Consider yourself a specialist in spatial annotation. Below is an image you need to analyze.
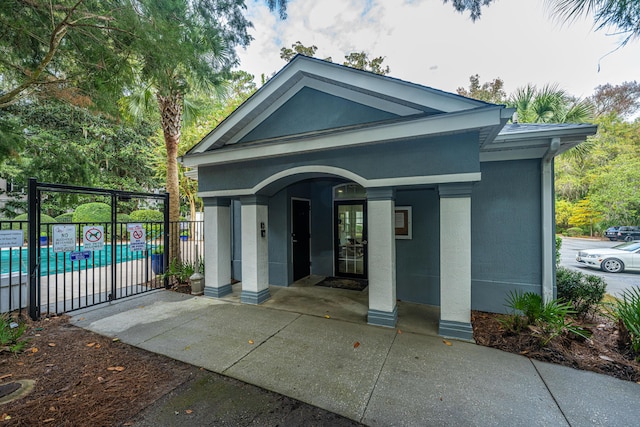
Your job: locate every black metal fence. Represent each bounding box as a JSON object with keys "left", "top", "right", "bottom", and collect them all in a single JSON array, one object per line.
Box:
[
  {"left": 0, "top": 178, "right": 209, "bottom": 319},
  {"left": 0, "top": 217, "right": 204, "bottom": 318}
]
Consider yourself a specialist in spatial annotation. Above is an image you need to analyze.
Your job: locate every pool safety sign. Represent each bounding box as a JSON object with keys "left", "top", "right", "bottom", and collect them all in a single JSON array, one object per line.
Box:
[
  {"left": 0, "top": 230, "right": 24, "bottom": 248},
  {"left": 53, "top": 225, "right": 76, "bottom": 253},
  {"left": 82, "top": 225, "right": 105, "bottom": 251},
  {"left": 128, "top": 223, "right": 146, "bottom": 252}
]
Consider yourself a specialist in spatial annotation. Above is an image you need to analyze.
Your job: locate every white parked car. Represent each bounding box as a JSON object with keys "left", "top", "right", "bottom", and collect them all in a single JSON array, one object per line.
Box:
[{"left": 576, "top": 241, "right": 640, "bottom": 273}]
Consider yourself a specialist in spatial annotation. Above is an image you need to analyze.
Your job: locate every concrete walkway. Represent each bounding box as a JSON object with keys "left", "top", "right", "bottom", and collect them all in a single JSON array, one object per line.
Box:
[{"left": 70, "top": 288, "right": 640, "bottom": 426}]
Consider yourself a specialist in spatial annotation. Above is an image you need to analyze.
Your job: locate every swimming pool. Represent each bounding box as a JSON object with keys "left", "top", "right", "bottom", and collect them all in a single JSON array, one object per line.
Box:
[{"left": 0, "top": 244, "right": 151, "bottom": 276}]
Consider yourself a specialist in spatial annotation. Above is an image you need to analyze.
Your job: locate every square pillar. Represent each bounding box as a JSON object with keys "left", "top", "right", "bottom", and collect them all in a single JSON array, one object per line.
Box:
[
  {"left": 367, "top": 187, "right": 397, "bottom": 327},
  {"left": 203, "top": 197, "right": 232, "bottom": 298},
  {"left": 438, "top": 184, "right": 474, "bottom": 341},
  {"left": 240, "top": 196, "right": 270, "bottom": 304}
]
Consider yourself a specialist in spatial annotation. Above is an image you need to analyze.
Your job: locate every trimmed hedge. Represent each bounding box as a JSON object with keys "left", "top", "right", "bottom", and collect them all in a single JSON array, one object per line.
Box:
[
  {"left": 55, "top": 212, "right": 74, "bottom": 223},
  {"left": 72, "top": 202, "right": 111, "bottom": 224},
  {"left": 12, "top": 213, "right": 57, "bottom": 237},
  {"left": 130, "top": 209, "right": 164, "bottom": 223}
]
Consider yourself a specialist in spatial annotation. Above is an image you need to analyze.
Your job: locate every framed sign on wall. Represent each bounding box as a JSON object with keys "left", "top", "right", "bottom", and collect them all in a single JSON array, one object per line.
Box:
[{"left": 395, "top": 206, "right": 412, "bottom": 240}]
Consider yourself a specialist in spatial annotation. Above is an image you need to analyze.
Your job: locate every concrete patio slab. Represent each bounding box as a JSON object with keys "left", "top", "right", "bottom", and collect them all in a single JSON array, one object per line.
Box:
[
  {"left": 224, "top": 314, "right": 396, "bottom": 421},
  {"left": 532, "top": 359, "right": 640, "bottom": 426},
  {"left": 363, "top": 331, "right": 567, "bottom": 426}
]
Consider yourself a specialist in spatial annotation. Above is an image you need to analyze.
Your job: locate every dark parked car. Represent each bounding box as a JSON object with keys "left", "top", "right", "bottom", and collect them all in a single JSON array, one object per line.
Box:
[
  {"left": 615, "top": 226, "right": 640, "bottom": 242},
  {"left": 605, "top": 226, "right": 620, "bottom": 241}
]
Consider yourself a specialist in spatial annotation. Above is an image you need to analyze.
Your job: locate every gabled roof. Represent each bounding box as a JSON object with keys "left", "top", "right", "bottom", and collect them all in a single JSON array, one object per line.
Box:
[{"left": 185, "top": 55, "right": 513, "bottom": 164}]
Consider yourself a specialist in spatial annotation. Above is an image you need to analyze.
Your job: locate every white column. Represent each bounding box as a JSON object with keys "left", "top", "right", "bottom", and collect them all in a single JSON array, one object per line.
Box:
[
  {"left": 367, "top": 188, "right": 397, "bottom": 327},
  {"left": 541, "top": 138, "right": 560, "bottom": 304},
  {"left": 439, "top": 184, "right": 474, "bottom": 341},
  {"left": 240, "top": 196, "right": 270, "bottom": 304},
  {"left": 203, "top": 198, "right": 232, "bottom": 298}
]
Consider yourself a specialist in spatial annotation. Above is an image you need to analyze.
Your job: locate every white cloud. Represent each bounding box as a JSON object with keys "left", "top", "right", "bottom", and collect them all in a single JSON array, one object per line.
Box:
[{"left": 237, "top": 0, "right": 640, "bottom": 98}]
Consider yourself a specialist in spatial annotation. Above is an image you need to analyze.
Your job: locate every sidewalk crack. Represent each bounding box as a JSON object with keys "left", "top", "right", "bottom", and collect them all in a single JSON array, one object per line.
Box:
[
  {"left": 222, "top": 313, "right": 303, "bottom": 374},
  {"left": 360, "top": 330, "right": 398, "bottom": 424},
  {"left": 530, "top": 359, "right": 572, "bottom": 427}
]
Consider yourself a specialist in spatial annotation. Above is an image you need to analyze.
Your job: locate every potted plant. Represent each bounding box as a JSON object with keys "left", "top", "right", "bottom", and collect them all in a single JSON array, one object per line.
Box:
[
  {"left": 151, "top": 245, "right": 165, "bottom": 275},
  {"left": 180, "top": 230, "right": 189, "bottom": 241}
]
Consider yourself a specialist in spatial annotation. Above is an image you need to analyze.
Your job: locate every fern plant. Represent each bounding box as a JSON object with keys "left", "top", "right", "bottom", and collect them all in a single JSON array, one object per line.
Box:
[
  {"left": 614, "top": 287, "right": 640, "bottom": 358},
  {"left": 0, "top": 315, "right": 30, "bottom": 354}
]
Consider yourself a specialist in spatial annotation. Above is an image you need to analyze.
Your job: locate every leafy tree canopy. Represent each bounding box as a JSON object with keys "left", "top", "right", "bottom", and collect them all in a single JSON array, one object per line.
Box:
[
  {"left": 457, "top": 74, "right": 507, "bottom": 104},
  {"left": 280, "top": 41, "right": 390, "bottom": 75},
  {"left": 589, "top": 81, "right": 640, "bottom": 119}
]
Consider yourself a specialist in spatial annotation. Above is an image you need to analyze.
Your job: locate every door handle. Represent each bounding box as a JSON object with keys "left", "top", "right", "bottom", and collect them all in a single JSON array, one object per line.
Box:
[{"left": 362, "top": 240, "right": 368, "bottom": 245}]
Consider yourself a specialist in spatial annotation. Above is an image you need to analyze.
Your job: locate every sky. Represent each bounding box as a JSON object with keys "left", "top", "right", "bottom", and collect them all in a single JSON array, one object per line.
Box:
[{"left": 235, "top": 0, "right": 640, "bottom": 100}]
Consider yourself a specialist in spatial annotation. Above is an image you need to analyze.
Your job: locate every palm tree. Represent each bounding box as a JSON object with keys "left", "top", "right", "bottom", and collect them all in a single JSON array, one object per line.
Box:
[
  {"left": 508, "top": 83, "right": 594, "bottom": 124},
  {"left": 546, "top": 0, "right": 640, "bottom": 46},
  {"left": 122, "top": 0, "right": 285, "bottom": 260}
]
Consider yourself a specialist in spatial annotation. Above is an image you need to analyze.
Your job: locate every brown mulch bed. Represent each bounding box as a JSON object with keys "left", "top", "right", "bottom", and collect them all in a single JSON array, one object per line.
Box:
[
  {"left": 472, "top": 310, "right": 640, "bottom": 383},
  {"left": 0, "top": 315, "right": 194, "bottom": 426},
  {"left": 1, "top": 314, "right": 361, "bottom": 426}
]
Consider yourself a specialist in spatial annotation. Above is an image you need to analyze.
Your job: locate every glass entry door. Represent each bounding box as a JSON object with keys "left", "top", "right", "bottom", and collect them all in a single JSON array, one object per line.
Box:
[{"left": 335, "top": 202, "right": 367, "bottom": 278}]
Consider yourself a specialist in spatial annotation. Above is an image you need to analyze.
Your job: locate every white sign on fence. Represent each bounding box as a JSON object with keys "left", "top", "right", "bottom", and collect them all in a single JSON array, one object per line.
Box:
[
  {"left": 0, "top": 230, "right": 24, "bottom": 248},
  {"left": 53, "top": 225, "right": 77, "bottom": 253},
  {"left": 82, "top": 225, "right": 105, "bottom": 251},
  {"left": 128, "top": 223, "right": 146, "bottom": 252}
]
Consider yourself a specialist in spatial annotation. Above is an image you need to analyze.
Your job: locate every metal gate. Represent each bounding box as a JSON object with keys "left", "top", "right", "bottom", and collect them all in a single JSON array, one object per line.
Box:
[{"left": 27, "top": 179, "right": 170, "bottom": 320}]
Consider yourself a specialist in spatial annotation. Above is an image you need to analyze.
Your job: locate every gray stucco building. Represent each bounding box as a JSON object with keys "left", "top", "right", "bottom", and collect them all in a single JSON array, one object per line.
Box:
[{"left": 182, "top": 55, "right": 596, "bottom": 341}]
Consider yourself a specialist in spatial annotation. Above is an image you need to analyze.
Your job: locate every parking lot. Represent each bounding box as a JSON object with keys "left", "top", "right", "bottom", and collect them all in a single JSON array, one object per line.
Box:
[{"left": 559, "top": 236, "right": 640, "bottom": 297}]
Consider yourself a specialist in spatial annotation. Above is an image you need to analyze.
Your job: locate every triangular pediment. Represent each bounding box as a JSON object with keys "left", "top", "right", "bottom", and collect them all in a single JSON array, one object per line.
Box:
[
  {"left": 239, "top": 87, "right": 402, "bottom": 143},
  {"left": 187, "top": 55, "right": 499, "bottom": 155}
]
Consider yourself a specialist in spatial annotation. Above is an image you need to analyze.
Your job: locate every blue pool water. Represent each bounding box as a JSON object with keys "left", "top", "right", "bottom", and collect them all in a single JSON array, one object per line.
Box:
[{"left": 0, "top": 244, "right": 151, "bottom": 276}]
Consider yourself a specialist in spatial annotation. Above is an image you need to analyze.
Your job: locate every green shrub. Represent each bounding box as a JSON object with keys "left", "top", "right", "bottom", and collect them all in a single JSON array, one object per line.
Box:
[
  {"left": 555, "top": 236, "right": 562, "bottom": 266},
  {"left": 11, "top": 213, "right": 57, "bottom": 237},
  {"left": 501, "top": 290, "right": 590, "bottom": 345},
  {"left": 72, "top": 202, "right": 111, "bottom": 224},
  {"left": 130, "top": 209, "right": 164, "bottom": 222},
  {"left": 614, "top": 288, "right": 640, "bottom": 358},
  {"left": 565, "top": 227, "right": 584, "bottom": 237},
  {"left": 556, "top": 267, "right": 607, "bottom": 317},
  {"left": 55, "top": 212, "right": 74, "bottom": 223}
]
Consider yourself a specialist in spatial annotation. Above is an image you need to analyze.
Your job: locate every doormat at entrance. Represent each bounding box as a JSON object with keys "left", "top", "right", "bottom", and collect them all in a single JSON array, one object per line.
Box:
[{"left": 315, "top": 277, "right": 368, "bottom": 291}]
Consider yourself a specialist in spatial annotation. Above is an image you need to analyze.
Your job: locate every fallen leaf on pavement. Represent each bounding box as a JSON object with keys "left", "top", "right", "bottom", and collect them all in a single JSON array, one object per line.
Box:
[
  {"left": 353, "top": 341, "right": 360, "bottom": 349},
  {"left": 442, "top": 340, "right": 452, "bottom": 346},
  {"left": 48, "top": 343, "right": 56, "bottom": 347},
  {"left": 324, "top": 315, "right": 330, "bottom": 319},
  {"left": 186, "top": 409, "right": 193, "bottom": 414},
  {"left": 248, "top": 340, "right": 254, "bottom": 345},
  {"left": 397, "top": 330, "right": 403, "bottom": 334}
]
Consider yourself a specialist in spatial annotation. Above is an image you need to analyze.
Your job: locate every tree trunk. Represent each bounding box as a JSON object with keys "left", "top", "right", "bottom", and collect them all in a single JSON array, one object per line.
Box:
[{"left": 157, "top": 92, "right": 182, "bottom": 261}]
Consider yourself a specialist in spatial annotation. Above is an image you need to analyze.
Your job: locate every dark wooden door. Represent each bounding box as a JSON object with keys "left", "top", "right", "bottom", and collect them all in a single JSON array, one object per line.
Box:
[{"left": 292, "top": 199, "right": 311, "bottom": 281}]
